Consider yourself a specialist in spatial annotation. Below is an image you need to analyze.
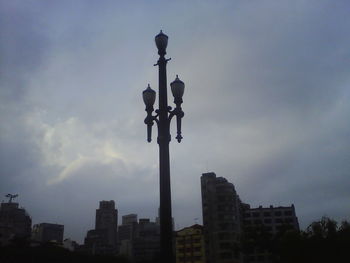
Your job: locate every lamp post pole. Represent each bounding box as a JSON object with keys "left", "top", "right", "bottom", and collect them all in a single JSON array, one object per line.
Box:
[{"left": 143, "top": 31, "right": 185, "bottom": 263}]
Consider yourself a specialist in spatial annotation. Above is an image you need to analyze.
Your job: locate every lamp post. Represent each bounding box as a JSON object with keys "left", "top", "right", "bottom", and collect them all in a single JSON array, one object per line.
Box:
[{"left": 142, "top": 31, "right": 185, "bottom": 263}]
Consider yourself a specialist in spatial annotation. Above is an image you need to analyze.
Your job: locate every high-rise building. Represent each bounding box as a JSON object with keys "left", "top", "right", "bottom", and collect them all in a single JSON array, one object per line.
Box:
[
  {"left": 32, "top": 223, "right": 64, "bottom": 243},
  {"left": 176, "top": 224, "right": 206, "bottom": 263},
  {"left": 201, "top": 172, "right": 243, "bottom": 263},
  {"left": 132, "top": 218, "right": 160, "bottom": 262},
  {"left": 84, "top": 200, "right": 118, "bottom": 254},
  {"left": 0, "top": 201, "right": 32, "bottom": 245},
  {"left": 118, "top": 214, "right": 138, "bottom": 256},
  {"left": 118, "top": 216, "right": 160, "bottom": 262},
  {"left": 95, "top": 200, "right": 118, "bottom": 249}
]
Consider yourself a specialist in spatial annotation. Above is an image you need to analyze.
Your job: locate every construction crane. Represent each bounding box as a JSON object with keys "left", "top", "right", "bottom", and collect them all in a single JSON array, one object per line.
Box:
[{"left": 5, "top": 194, "right": 18, "bottom": 203}]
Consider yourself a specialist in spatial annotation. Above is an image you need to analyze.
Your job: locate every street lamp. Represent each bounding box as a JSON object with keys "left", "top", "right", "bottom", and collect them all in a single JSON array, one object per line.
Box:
[{"left": 142, "top": 30, "right": 185, "bottom": 263}]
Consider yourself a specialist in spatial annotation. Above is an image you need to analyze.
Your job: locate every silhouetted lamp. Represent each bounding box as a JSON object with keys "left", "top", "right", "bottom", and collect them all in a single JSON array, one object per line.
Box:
[
  {"left": 143, "top": 31, "right": 185, "bottom": 262},
  {"left": 170, "top": 75, "right": 185, "bottom": 105},
  {"left": 170, "top": 75, "right": 185, "bottom": 142},
  {"left": 155, "top": 30, "right": 168, "bottom": 55},
  {"left": 143, "top": 84, "right": 156, "bottom": 142}
]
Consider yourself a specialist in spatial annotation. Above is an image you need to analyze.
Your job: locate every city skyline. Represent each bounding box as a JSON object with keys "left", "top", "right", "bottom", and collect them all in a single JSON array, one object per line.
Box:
[{"left": 1, "top": 0, "right": 350, "bottom": 243}]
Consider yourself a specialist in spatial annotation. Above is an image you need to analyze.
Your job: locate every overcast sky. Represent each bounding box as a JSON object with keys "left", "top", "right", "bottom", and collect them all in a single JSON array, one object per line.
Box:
[{"left": 1, "top": 0, "right": 350, "bottom": 243}]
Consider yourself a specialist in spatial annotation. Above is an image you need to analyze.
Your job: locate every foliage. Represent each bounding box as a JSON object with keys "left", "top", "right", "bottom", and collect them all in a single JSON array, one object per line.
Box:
[
  {"left": 0, "top": 240, "right": 130, "bottom": 263},
  {"left": 242, "top": 217, "right": 350, "bottom": 263}
]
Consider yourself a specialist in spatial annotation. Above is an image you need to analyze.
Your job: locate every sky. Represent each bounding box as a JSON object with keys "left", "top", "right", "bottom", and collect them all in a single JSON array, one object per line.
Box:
[{"left": 1, "top": 0, "right": 350, "bottom": 243}]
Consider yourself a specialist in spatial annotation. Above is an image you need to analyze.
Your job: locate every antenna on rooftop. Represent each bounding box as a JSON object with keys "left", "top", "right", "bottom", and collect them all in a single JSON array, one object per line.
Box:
[{"left": 5, "top": 194, "right": 18, "bottom": 203}]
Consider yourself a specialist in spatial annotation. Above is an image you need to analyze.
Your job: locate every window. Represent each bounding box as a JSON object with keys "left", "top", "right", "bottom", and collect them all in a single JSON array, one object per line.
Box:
[
  {"left": 254, "top": 219, "right": 262, "bottom": 224},
  {"left": 285, "top": 218, "right": 294, "bottom": 223},
  {"left": 264, "top": 219, "right": 272, "bottom": 224},
  {"left": 253, "top": 212, "right": 260, "bottom": 217},
  {"left": 275, "top": 218, "right": 283, "bottom": 223},
  {"left": 244, "top": 213, "right": 251, "bottom": 218},
  {"left": 284, "top": 211, "right": 292, "bottom": 216},
  {"left": 274, "top": 211, "right": 282, "bottom": 216},
  {"left": 263, "top": 212, "right": 271, "bottom": 217}
]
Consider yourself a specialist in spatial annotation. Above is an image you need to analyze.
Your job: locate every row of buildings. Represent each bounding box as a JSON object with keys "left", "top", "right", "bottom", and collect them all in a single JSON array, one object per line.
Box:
[
  {"left": 0, "top": 199, "right": 64, "bottom": 246},
  {"left": 80, "top": 172, "right": 299, "bottom": 263},
  {"left": 0, "top": 172, "right": 299, "bottom": 263}
]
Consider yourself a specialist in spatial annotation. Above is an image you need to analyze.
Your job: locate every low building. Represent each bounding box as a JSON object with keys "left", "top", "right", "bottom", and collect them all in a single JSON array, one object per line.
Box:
[
  {"left": 242, "top": 204, "right": 300, "bottom": 263},
  {"left": 32, "top": 223, "right": 64, "bottom": 243},
  {"left": 176, "top": 224, "right": 206, "bottom": 263},
  {"left": 243, "top": 204, "right": 299, "bottom": 235}
]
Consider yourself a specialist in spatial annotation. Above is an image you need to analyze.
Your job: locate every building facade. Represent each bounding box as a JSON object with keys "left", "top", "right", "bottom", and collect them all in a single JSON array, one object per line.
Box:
[
  {"left": 201, "top": 172, "right": 243, "bottom": 263},
  {"left": 118, "top": 214, "right": 138, "bottom": 257},
  {"left": 176, "top": 224, "right": 206, "bottom": 263},
  {"left": 32, "top": 223, "right": 64, "bottom": 243},
  {"left": 242, "top": 205, "right": 299, "bottom": 263},
  {"left": 84, "top": 200, "right": 118, "bottom": 254},
  {"left": 0, "top": 201, "right": 32, "bottom": 245},
  {"left": 118, "top": 216, "right": 160, "bottom": 262}
]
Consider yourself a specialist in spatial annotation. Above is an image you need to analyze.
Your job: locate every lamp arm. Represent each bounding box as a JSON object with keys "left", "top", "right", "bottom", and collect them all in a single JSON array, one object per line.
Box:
[
  {"left": 168, "top": 106, "right": 184, "bottom": 143},
  {"left": 144, "top": 110, "right": 160, "bottom": 142}
]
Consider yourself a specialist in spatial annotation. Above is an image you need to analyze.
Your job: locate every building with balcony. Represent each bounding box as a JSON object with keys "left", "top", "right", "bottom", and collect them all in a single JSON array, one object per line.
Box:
[{"left": 176, "top": 224, "right": 206, "bottom": 263}]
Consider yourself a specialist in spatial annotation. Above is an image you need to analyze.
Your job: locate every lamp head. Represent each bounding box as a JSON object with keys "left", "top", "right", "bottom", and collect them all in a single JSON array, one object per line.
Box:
[
  {"left": 142, "top": 84, "right": 156, "bottom": 110},
  {"left": 170, "top": 75, "right": 185, "bottom": 104},
  {"left": 155, "top": 30, "right": 168, "bottom": 56}
]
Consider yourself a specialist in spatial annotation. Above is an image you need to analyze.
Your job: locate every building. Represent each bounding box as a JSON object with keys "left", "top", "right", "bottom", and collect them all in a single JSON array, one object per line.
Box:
[
  {"left": 122, "top": 214, "right": 138, "bottom": 226},
  {"left": 176, "top": 224, "right": 206, "bottom": 263},
  {"left": 201, "top": 172, "right": 243, "bottom": 263},
  {"left": 95, "top": 200, "right": 118, "bottom": 248},
  {"left": 32, "top": 223, "right": 64, "bottom": 243},
  {"left": 84, "top": 200, "right": 118, "bottom": 254},
  {"left": 242, "top": 204, "right": 299, "bottom": 235},
  {"left": 118, "top": 215, "right": 160, "bottom": 262},
  {"left": 63, "top": 238, "right": 79, "bottom": 251},
  {"left": 118, "top": 214, "right": 138, "bottom": 256},
  {"left": 242, "top": 204, "right": 299, "bottom": 263},
  {"left": 0, "top": 200, "right": 32, "bottom": 245},
  {"left": 132, "top": 218, "right": 160, "bottom": 262}
]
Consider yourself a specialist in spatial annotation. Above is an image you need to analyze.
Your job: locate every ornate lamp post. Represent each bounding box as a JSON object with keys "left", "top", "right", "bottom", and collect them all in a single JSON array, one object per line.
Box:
[{"left": 142, "top": 31, "right": 185, "bottom": 263}]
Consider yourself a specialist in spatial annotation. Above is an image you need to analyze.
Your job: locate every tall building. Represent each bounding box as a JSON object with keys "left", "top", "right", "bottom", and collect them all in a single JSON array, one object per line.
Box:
[
  {"left": 84, "top": 200, "right": 118, "bottom": 254},
  {"left": 0, "top": 200, "right": 32, "bottom": 245},
  {"left": 242, "top": 204, "right": 299, "bottom": 263},
  {"left": 32, "top": 223, "right": 64, "bottom": 243},
  {"left": 118, "top": 214, "right": 138, "bottom": 256},
  {"left": 176, "top": 224, "right": 206, "bottom": 263},
  {"left": 95, "top": 200, "right": 118, "bottom": 249},
  {"left": 132, "top": 218, "right": 160, "bottom": 262},
  {"left": 118, "top": 216, "right": 160, "bottom": 262},
  {"left": 201, "top": 172, "right": 243, "bottom": 263}
]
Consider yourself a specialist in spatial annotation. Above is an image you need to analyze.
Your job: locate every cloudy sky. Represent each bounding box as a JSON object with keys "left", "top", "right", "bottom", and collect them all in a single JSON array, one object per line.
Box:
[{"left": 1, "top": 0, "right": 350, "bottom": 242}]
